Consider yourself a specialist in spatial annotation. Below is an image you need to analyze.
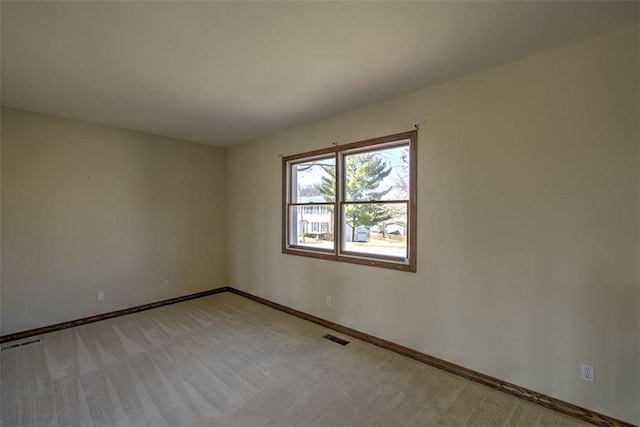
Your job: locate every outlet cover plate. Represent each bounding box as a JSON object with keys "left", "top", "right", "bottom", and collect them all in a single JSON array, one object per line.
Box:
[{"left": 580, "top": 363, "right": 595, "bottom": 382}]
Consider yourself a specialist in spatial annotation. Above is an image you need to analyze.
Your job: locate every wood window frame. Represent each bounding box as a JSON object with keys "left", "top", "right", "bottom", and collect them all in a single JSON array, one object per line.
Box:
[{"left": 282, "top": 130, "right": 417, "bottom": 272}]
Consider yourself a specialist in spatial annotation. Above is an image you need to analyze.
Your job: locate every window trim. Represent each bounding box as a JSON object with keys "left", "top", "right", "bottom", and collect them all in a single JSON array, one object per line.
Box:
[{"left": 282, "top": 130, "right": 417, "bottom": 272}]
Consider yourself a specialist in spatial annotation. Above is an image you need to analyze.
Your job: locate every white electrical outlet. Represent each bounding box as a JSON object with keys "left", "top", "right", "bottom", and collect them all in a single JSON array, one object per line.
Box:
[
  {"left": 97, "top": 291, "right": 104, "bottom": 302},
  {"left": 326, "top": 296, "right": 331, "bottom": 307},
  {"left": 163, "top": 280, "right": 169, "bottom": 288},
  {"left": 580, "top": 363, "right": 595, "bottom": 382}
]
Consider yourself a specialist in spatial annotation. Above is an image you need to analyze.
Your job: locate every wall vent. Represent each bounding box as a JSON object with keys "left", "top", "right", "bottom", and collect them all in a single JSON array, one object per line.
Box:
[
  {"left": 1, "top": 338, "right": 42, "bottom": 351},
  {"left": 323, "top": 334, "right": 350, "bottom": 346}
]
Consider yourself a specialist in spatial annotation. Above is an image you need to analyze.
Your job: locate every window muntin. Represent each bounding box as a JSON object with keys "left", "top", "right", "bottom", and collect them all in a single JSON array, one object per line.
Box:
[{"left": 283, "top": 131, "right": 416, "bottom": 272}]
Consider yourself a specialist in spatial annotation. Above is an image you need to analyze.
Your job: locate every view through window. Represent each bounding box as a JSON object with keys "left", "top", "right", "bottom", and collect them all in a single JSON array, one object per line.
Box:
[{"left": 283, "top": 131, "right": 416, "bottom": 272}]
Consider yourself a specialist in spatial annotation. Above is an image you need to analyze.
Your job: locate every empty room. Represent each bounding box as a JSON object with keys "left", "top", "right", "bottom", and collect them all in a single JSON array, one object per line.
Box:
[{"left": 1, "top": 1, "right": 638, "bottom": 426}]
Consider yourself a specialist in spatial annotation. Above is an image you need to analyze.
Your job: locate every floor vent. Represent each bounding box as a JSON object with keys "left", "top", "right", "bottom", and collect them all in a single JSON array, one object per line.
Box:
[
  {"left": 1, "top": 338, "right": 42, "bottom": 351},
  {"left": 323, "top": 334, "right": 350, "bottom": 346}
]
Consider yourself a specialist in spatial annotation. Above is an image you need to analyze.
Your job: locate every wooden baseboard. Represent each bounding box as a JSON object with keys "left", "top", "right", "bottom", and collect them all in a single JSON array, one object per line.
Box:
[
  {"left": 228, "top": 287, "right": 636, "bottom": 427},
  {"left": 0, "top": 286, "right": 230, "bottom": 344},
  {"left": 1, "top": 285, "right": 635, "bottom": 427}
]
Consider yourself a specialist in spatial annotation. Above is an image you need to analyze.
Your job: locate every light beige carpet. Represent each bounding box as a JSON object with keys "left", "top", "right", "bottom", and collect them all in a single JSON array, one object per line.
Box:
[{"left": 1, "top": 292, "right": 585, "bottom": 426}]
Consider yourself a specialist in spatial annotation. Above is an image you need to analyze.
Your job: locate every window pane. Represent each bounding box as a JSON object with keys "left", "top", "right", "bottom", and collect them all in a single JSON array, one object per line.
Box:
[
  {"left": 289, "top": 205, "right": 334, "bottom": 250},
  {"left": 344, "top": 144, "right": 409, "bottom": 202},
  {"left": 291, "top": 157, "right": 335, "bottom": 203},
  {"left": 341, "top": 203, "right": 407, "bottom": 259}
]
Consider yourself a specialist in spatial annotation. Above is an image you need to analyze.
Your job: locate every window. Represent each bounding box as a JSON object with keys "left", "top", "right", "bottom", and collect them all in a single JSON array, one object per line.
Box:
[{"left": 282, "top": 130, "right": 417, "bottom": 272}]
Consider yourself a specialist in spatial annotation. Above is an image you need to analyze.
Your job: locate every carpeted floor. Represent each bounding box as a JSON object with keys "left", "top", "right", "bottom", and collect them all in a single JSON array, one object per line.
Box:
[{"left": 1, "top": 292, "right": 585, "bottom": 426}]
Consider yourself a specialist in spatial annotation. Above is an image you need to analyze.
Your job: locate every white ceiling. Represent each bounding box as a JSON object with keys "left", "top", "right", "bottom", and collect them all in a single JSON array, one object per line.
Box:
[{"left": 1, "top": 1, "right": 637, "bottom": 147}]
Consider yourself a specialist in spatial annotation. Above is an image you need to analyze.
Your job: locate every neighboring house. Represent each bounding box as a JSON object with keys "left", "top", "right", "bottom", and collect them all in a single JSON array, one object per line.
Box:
[
  {"left": 297, "top": 196, "right": 332, "bottom": 238},
  {"left": 385, "top": 221, "right": 406, "bottom": 236},
  {"left": 298, "top": 196, "right": 407, "bottom": 242},
  {"left": 297, "top": 196, "right": 369, "bottom": 242}
]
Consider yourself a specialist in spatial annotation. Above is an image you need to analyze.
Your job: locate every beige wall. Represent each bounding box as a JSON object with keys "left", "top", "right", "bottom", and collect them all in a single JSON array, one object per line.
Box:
[
  {"left": 1, "top": 108, "right": 228, "bottom": 335},
  {"left": 227, "top": 26, "right": 639, "bottom": 424}
]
